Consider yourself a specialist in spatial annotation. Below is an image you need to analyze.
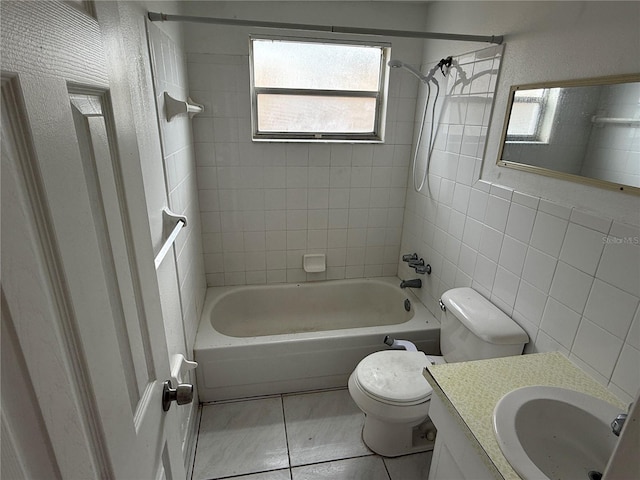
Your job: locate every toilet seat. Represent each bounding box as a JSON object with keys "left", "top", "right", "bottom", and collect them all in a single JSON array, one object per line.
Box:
[{"left": 353, "top": 351, "right": 433, "bottom": 406}]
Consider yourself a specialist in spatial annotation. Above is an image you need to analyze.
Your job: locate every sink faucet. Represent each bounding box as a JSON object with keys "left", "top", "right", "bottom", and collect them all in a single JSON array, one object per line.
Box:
[
  {"left": 400, "top": 278, "right": 422, "bottom": 289},
  {"left": 611, "top": 413, "right": 627, "bottom": 436}
]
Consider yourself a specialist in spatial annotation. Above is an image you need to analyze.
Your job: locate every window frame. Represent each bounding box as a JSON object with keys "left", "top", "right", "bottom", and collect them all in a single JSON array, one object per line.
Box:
[{"left": 249, "top": 35, "right": 391, "bottom": 143}]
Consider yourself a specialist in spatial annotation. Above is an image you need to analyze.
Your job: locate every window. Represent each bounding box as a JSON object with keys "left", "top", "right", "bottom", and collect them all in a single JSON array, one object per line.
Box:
[
  {"left": 250, "top": 36, "right": 390, "bottom": 142},
  {"left": 506, "top": 88, "right": 559, "bottom": 143}
]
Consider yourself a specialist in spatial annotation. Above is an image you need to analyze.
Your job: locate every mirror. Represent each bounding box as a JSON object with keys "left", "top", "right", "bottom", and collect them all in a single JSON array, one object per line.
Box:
[{"left": 497, "top": 74, "right": 640, "bottom": 194}]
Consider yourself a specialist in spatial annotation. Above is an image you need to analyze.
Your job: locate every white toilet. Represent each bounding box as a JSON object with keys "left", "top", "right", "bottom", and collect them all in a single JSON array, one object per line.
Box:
[{"left": 348, "top": 287, "right": 529, "bottom": 457}]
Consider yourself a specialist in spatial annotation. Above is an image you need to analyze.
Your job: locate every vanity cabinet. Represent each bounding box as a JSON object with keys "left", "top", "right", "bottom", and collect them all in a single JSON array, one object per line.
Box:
[{"left": 427, "top": 393, "right": 498, "bottom": 480}]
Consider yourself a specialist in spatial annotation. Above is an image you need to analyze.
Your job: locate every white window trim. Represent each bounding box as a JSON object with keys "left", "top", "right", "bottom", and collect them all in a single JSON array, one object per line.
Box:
[{"left": 249, "top": 34, "right": 391, "bottom": 143}]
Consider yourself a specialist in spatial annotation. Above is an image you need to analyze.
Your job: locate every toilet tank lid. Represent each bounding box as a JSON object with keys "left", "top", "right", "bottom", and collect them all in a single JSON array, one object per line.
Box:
[{"left": 441, "top": 288, "right": 528, "bottom": 345}]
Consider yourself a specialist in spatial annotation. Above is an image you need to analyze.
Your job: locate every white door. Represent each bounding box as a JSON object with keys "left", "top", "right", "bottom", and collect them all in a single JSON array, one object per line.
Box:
[{"left": 1, "top": 2, "right": 186, "bottom": 479}]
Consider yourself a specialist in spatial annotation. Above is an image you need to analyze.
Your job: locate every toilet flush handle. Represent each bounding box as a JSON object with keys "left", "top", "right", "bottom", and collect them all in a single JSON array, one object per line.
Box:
[{"left": 439, "top": 299, "right": 446, "bottom": 311}]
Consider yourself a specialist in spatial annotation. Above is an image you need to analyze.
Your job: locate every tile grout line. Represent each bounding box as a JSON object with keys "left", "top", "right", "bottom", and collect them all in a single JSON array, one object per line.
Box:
[
  {"left": 201, "top": 385, "right": 349, "bottom": 408},
  {"left": 381, "top": 456, "right": 393, "bottom": 480},
  {"left": 212, "top": 467, "right": 290, "bottom": 480},
  {"left": 293, "top": 452, "right": 379, "bottom": 468},
  {"left": 279, "top": 394, "right": 294, "bottom": 478},
  {"left": 190, "top": 404, "right": 205, "bottom": 480},
  {"left": 210, "top": 456, "right": 400, "bottom": 480}
]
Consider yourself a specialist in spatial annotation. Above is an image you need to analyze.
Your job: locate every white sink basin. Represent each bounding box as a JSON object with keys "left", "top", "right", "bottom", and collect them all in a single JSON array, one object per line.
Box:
[{"left": 493, "top": 386, "right": 620, "bottom": 480}]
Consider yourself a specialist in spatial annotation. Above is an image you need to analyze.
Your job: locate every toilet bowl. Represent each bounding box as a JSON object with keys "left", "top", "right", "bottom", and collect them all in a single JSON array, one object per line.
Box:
[
  {"left": 348, "top": 350, "right": 443, "bottom": 456},
  {"left": 348, "top": 287, "right": 529, "bottom": 457}
]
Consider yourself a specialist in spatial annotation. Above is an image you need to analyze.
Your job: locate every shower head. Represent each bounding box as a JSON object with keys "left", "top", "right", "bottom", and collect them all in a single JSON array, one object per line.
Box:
[
  {"left": 387, "top": 59, "right": 431, "bottom": 83},
  {"left": 388, "top": 57, "right": 451, "bottom": 85}
]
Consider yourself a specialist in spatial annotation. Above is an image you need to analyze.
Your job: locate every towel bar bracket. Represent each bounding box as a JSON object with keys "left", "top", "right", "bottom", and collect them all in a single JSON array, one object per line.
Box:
[
  {"left": 164, "top": 92, "right": 204, "bottom": 121},
  {"left": 154, "top": 208, "right": 188, "bottom": 269},
  {"left": 162, "top": 208, "right": 187, "bottom": 237}
]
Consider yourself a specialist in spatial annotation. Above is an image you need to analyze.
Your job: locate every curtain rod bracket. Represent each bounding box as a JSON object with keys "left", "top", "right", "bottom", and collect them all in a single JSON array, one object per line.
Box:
[{"left": 148, "top": 11, "right": 166, "bottom": 22}]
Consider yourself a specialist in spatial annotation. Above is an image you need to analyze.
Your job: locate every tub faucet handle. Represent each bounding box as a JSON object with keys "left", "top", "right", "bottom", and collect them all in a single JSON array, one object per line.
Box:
[
  {"left": 408, "top": 257, "right": 425, "bottom": 267},
  {"left": 414, "top": 264, "right": 432, "bottom": 275},
  {"left": 402, "top": 253, "right": 418, "bottom": 262}
]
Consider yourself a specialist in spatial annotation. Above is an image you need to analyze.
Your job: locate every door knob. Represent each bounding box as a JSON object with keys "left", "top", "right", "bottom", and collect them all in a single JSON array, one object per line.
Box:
[{"left": 162, "top": 380, "right": 193, "bottom": 412}]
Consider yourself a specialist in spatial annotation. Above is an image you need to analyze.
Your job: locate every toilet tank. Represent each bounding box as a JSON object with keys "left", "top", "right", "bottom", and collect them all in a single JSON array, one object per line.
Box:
[{"left": 439, "top": 288, "right": 528, "bottom": 363}]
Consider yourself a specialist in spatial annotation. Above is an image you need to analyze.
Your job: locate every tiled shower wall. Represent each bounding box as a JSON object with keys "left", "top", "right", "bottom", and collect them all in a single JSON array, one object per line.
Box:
[
  {"left": 581, "top": 82, "right": 640, "bottom": 187},
  {"left": 147, "top": 22, "right": 206, "bottom": 455},
  {"left": 188, "top": 54, "right": 421, "bottom": 286},
  {"left": 400, "top": 46, "right": 640, "bottom": 403}
]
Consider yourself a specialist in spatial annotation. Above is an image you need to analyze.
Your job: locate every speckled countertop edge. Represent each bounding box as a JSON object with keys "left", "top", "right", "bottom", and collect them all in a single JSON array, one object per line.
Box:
[{"left": 423, "top": 352, "right": 626, "bottom": 480}]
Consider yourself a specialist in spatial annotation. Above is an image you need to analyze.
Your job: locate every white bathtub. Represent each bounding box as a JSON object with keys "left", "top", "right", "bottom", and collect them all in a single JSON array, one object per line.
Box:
[{"left": 194, "top": 277, "right": 440, "bottom": 401}]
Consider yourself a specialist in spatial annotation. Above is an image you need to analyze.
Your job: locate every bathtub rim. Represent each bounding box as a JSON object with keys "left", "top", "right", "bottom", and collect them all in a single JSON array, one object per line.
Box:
[{"left": 194, "top": 276, "right": 439, "bottom": 349}]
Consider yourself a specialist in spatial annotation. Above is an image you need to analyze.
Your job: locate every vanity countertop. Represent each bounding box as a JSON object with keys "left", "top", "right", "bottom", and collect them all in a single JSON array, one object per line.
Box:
[{"left": 423, "top": 351, "right": 625, "bottom": 480}]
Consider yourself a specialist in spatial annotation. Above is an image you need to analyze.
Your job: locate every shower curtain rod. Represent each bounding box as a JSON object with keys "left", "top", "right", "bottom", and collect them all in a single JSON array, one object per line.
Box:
[{"left": 147, "top": 12, "right": 504, "bottom": 45}]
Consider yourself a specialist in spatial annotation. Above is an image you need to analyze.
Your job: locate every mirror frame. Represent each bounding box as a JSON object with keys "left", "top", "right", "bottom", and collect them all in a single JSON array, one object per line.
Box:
[{"left": 497, "top": 73, "right": 640, "bottom": 195}]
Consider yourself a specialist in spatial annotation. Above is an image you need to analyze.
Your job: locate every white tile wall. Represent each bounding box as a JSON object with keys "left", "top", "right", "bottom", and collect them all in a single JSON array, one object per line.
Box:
[
  {"left": 149, "top": 23, "right": 207, "bottom": 344},
  {"left": 400, "top": 45, "right": 640, "bottom": 403},
  {"left": 147, "top": 23, "right": 207, "bottom": 449},
  {"left": 188, "top": 53, "right": 418, "bottom": 286}
]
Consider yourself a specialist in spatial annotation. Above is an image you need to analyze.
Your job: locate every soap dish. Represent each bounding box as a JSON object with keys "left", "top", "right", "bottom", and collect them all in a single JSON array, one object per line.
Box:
[{"left": 303, "top": 253, "right": 326, "bottom": 273}]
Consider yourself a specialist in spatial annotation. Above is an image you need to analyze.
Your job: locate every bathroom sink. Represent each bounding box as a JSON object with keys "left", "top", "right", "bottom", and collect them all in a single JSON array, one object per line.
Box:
[{"left": 493, "top": 386, "right": 620, "bottom": 480}]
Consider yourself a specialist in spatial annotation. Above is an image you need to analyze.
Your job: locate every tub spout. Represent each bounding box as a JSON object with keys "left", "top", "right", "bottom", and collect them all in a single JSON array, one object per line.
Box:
[
  {"left": 400, "top": 279, "right": 422, "bottom": 289},
  {"left": 383, "top": 335, "right": 418, "bottom": 352}
]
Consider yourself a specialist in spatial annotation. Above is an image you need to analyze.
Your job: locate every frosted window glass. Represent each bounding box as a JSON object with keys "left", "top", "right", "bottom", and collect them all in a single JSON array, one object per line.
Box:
[
  {"left": 257, "top": 94, "right": 376, "bottom": 133},
  {"left": 253, "top": 40, "right": 381, "bottom": 91},
  {"left": 518, "top": 89, "right": 545, "bottom": 98},
  {"left": 250, "top": 36, "right": 388, "bottom": 140},
  {"left": 507, "top": 103, "right": 541, "bottom": 136}
]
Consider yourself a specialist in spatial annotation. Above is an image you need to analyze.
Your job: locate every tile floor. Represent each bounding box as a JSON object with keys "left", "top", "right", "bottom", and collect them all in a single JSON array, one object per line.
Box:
[{"left": 191, "top": 388, "right": 433, "bottom": 480}]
